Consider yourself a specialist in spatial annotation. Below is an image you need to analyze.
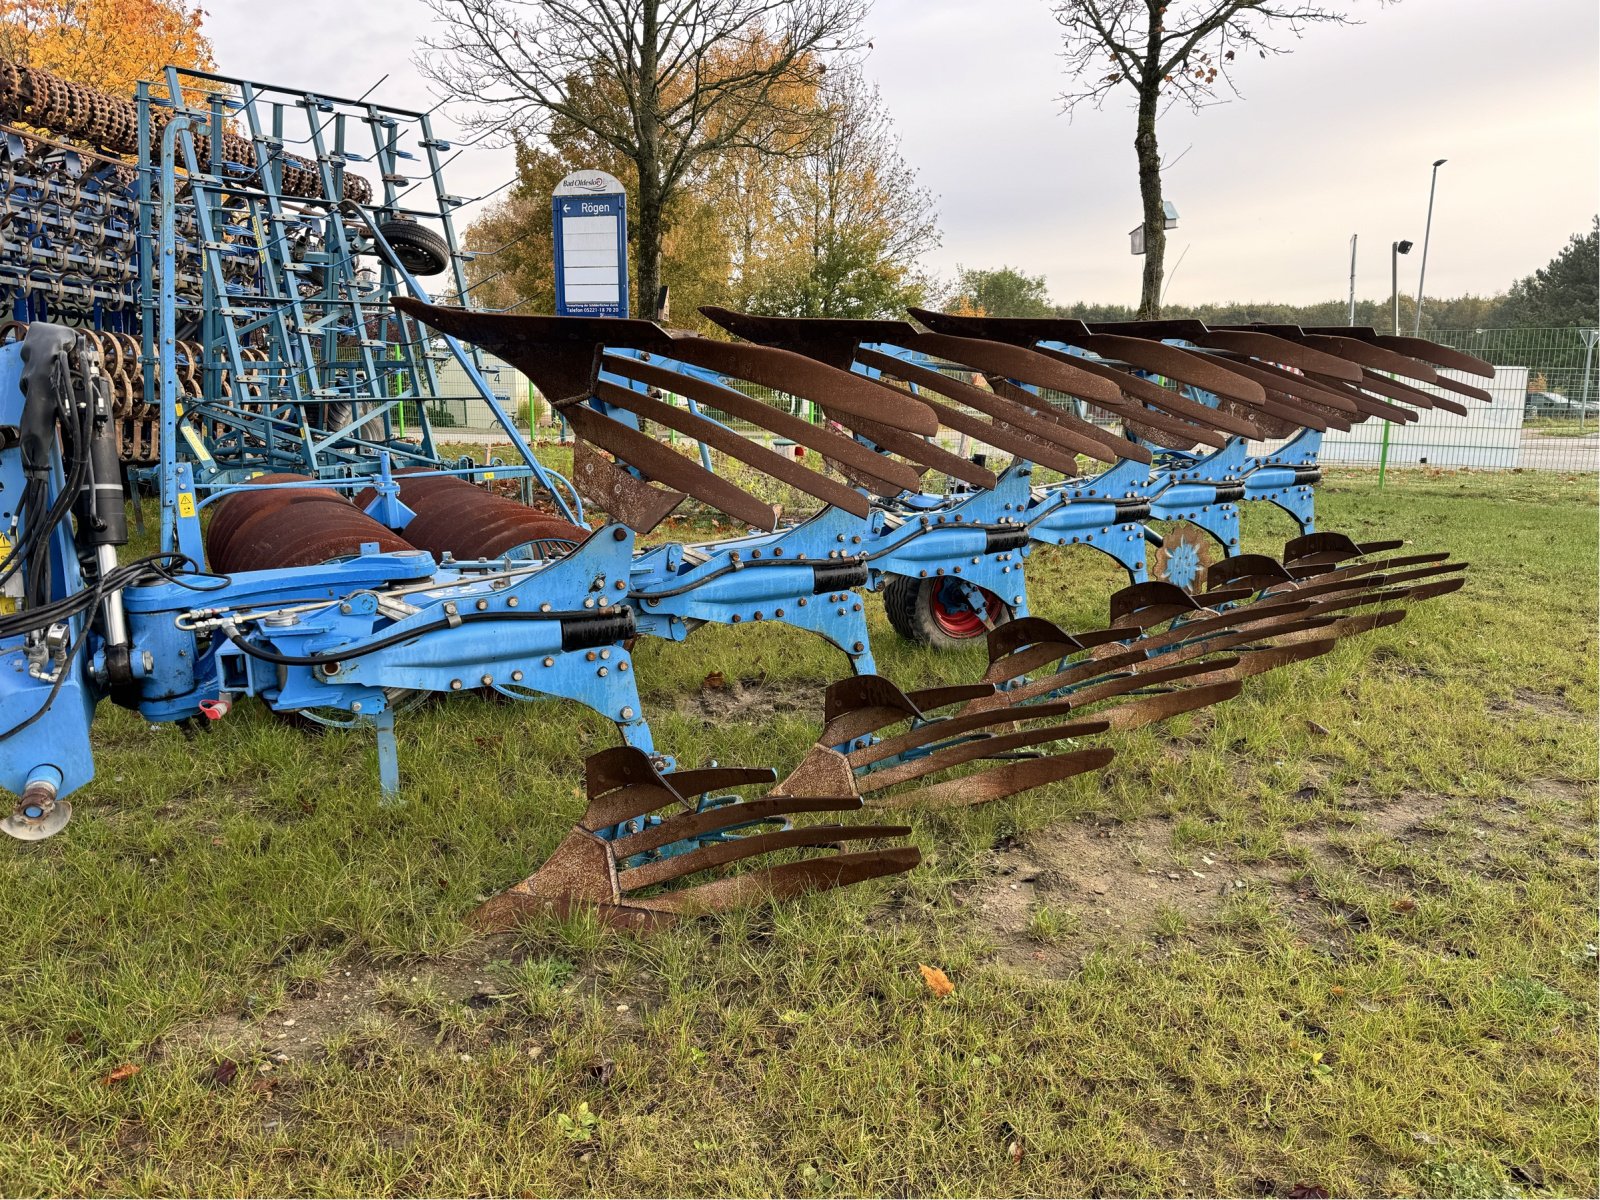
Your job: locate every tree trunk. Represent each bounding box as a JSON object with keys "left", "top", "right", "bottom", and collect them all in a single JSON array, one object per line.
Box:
[
  {"left": 1134, "top": 84, "right": 1165, "bottom": 319},
  {"left": 635, "top": 0, "right": 663, "bottom": 318}
]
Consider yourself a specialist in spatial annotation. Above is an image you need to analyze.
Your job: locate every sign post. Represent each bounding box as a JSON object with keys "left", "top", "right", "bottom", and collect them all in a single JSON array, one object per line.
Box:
[{"left": 552, "top": 170, "right": 629, "bottom": 318}]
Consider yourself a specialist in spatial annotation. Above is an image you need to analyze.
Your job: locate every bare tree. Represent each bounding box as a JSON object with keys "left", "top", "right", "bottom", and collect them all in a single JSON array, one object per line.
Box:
[
  {"left": 1050, "top": 1, "right": 1371, "bottom": 316},
  {"left": 419, "top": 0, "right": 867, "bottom": 316}
]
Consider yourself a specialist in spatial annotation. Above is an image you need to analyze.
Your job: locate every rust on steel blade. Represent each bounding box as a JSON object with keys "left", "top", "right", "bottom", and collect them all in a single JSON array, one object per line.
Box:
[
  {"left": 562, "top": 404, "right": 779, "bottom": 531},
  {"left": 571, "top": 441, "right": 685, "bottom": 533},
  {"left": 845, "top": 698, "right": 1082, "bottom": 767},
  {"left": 1195, "top": 328, "right": 1363, "bottom": 381},
  {"left": 607, "top": 353, "right": 923, "bottom": 495},
  {"left": 1368, "top": 334, "right": 1493, "bottom": 379},
  {"left": 855, "top": 347, "right": 1141, "bottom": 464},
  {"left": 594, "top": 379, "right": 871, "bottom": 516},
  {"left": 616, "top": 824, "right": 911, "bottom": 891},
  {"left": 858, "top": 722, "right": 1113, "bottom": 792},
  {"left": 1058, "top": 332, "right": 1268, "bottom": 408},
  {"left": 699, "top": 307, "right": 920, "bottom": 370},
  {"left": 1046, "top": 352, "right": 1262, "bottom": 440},
  {"left": 833, "top": 408, "right": 997, "bottom": 489},
  {"left": 1302, "top": 334, "right": 1441, "bottom": 384},
  {"left": 608, "top": 795, "right": 858, "bottom": 859},
  {"left": 391, "top": 298, "right": 675, "bottom": 401},
  {"left": 663, "top": 766, "right": 779, "bottom": 795},
  {"left": 902, "top": 330, "right": 1124, "bottom": 407},
  {"left": 643, "top": 847, "right": 922, "bottom": 915},
  {"left": 870, "top": 748, "right": 1116, "bottom": 811},
  {"left": 1097, "top": 680, "right": 1241, "bottom": 730},
  {"left": 666, "top": 337, "right": 939, "bottom": 436}
]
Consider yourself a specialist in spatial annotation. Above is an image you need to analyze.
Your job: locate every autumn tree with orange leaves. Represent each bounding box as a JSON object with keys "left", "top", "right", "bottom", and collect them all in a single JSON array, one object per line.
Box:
[{"left": 0, "top": 0, "right": 214, "bottom": 96}]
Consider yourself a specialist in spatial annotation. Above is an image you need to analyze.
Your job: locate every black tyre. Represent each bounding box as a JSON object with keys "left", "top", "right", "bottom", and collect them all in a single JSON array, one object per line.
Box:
[
  {"left": 882, "top": 574, "right": 1012, "bottom": 650},
  {"left": 376, "top": 219, "right": 450, "bottom": 276}
]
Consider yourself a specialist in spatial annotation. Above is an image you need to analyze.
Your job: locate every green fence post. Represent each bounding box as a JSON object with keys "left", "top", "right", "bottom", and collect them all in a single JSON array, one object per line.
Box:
[{"left": 1377, "top": 420, "right": 1391, "bottom": 487}]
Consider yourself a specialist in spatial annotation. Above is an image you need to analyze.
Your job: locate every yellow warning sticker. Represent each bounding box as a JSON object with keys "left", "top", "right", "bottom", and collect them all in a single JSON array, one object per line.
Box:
[
  {"left": 178, "top": 493, "right": 197, "bottom": 518},
  {"left": 483, "top": 471, "right": 495, "bottom": 481}
]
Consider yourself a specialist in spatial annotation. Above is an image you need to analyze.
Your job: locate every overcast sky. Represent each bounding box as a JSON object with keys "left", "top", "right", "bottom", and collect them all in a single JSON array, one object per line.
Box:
[{"left": 204, "top": 0, "right": 1598, "bottom": 307}]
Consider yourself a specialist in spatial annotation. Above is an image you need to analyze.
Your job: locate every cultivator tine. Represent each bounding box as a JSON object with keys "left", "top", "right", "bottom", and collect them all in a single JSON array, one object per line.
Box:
[{"left": 472, "top": 747, "right": 919, "bottom": 933}]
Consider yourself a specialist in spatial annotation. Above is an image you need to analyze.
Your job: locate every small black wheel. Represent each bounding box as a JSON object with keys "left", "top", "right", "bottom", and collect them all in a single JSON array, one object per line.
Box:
[
  {"left": 882, "top": 574, "right": 1012, "bottom": 650},
  {"left": 376, "top": 219, "right": 449, "bottom": 276}
]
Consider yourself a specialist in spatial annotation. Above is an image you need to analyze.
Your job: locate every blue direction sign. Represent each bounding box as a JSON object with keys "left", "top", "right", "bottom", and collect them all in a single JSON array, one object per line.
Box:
[{"left": 552, "top": 169, "right": 629, "bottom": 317}]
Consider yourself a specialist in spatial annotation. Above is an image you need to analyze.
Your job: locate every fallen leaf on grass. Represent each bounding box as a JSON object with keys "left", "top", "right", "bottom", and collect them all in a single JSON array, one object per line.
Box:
[
  {"left": 702, "top": 671, "right": 726, "bottom": 691},
  {"left": 918, "top": 963, "right": 954, "bottom": 997},
  {"left": 1391, "top": 897, "right": 1417, "bottom": 913},
  {"left": 1008, "top": 1140, "right": 1024, "bottom": 1165},
  {"left": 1286, "top": 1186, "right": 1329, "bottom": 1199},
  {"left": 204, "top": 1058, "right": 240, "bottom": 1088},
  {"left": 1305, "top": 720, "right": 1330, "bottom": 736},
  {"left": 101, "top": 1063, "right": 141, "bottom": 1085}
]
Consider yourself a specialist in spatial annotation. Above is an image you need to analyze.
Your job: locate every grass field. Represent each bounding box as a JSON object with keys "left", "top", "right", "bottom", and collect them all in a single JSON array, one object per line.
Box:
[{"left": 1, "top": 470, "right": 1595, "bottom": 1197}]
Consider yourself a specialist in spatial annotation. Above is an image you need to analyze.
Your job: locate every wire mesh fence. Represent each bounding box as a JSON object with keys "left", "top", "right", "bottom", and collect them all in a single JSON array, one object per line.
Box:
[{"left": 418, "top": 326, "right": 1600, "bottom": 474}]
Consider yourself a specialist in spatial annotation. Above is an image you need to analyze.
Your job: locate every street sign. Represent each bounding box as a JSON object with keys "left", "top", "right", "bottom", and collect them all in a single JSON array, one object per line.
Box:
[{"left": 552, "top": 169, "right": 629, "bottom": 317}]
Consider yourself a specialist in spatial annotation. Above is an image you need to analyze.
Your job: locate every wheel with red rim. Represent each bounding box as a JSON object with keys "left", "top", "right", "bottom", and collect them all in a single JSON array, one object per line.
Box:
[{"left": 883, "top": 574, "right": 1013, "bottom": 650}]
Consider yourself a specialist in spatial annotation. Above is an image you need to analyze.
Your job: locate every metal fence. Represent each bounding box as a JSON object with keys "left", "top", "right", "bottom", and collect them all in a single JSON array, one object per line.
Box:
[{"left": 418, "top": 326, "right": 1600, "bottom": 474}]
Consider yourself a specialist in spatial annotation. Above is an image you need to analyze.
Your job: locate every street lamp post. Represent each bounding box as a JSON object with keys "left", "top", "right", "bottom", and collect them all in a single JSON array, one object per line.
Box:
[
  {"left": 1382, "top": 239, "right": 1414, "bottom": 488},
  {"left": 1391, "top": 239, "right": 1413, "bottom": 335},
  {"left": 1413, "top": 158, "right": 1447, "bottom": 335}
]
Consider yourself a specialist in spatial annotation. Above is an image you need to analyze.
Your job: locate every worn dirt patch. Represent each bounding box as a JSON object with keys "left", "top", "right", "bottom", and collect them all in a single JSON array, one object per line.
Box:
[
  {"left": 677, "top": 675, "right": 824, "bottom": 724},
  {"left": 170, "top": 935, "right": 517, "bottom": 1065},
  {"left": 967, "top": 817, "right": 1289, "bottom": 973},
  {"left": 1488, "top": 686, "right": 1581, "bottom": 719}
]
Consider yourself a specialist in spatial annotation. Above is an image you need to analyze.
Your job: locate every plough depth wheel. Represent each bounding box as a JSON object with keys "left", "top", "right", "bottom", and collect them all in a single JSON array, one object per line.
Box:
[{"left": 883, "top": 574, "right": 1012, "bottom": 649}]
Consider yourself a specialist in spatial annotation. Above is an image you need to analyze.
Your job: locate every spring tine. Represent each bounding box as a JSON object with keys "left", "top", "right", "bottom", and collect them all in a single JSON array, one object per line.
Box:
[
  {"left": 606, "top": 794, "right": 863, "bottom": 861},
  {"left": 634, "top": 846, "right": 923, "bottom": 915},
  {"left": 617, "top": 825, "right": 910, "bottom": 892},
  {"left": 870, "top": 748, "right": 1116, "bottom": 811},
  {"left": 856, "top": 720, "right": 1113, "bottom": 792},
  {"left": 846, "top": 699, "right": 1083, "bottom": 767}
]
